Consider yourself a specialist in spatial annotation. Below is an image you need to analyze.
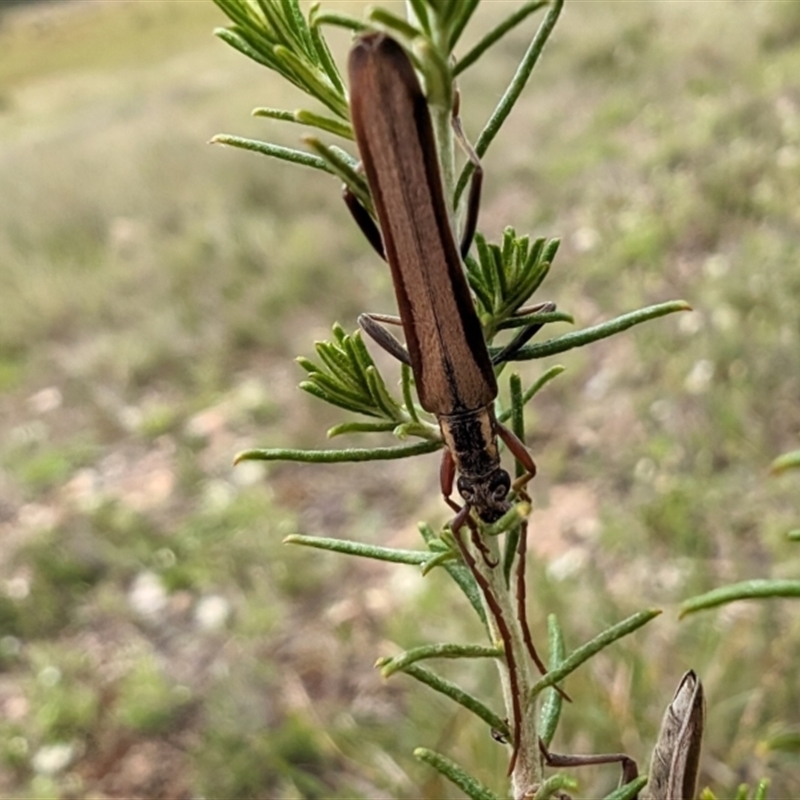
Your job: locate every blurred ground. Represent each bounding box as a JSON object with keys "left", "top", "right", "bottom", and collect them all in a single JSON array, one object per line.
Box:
[{"left": 1, "top": 1, "right": 799, "bottom": 798}]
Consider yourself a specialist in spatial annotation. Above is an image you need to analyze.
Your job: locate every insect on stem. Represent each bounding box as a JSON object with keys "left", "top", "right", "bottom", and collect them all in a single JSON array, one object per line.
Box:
[{"left": 347, "top": 32, "right": 538, "bottom": 524}]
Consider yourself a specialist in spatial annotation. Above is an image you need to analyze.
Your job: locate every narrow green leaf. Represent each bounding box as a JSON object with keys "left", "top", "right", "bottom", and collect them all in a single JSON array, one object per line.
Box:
[
  {"left": 302, "top": 369, "right": 371, "bottom": 407},
  {"left": 475, "top": 234, "right": 498, "bottom": 300},
  {"left": 214, "top": 27, "right": 280, "bottom": 70},
  {"left": 310, "top": 10, "right": 368, "bottom": 34},
  {"left": 212, "top": 0, "right": 258, "bottom": 32},
  {"left": 505, "top": 301, "right": 692, "bottom": 362},
  {"left": 296, "top": 356, "right": 318, "bottom": 374},
  {"left": 447, "top": 0, "right": 481, "bottom": 50},
  {"left": 407, "top": 0, "right": 431, "bottom": 35},
  {"left": 602, "top": 776, "right": 649, "bottom": 800},
  {"left": 464, "top": 255, "right": 495, "bottom": 316},
  {"left": 234, "top": 439, "right": 442, "bottom": 465},
  {"left": 281, "top": 0, "right": 315, "bottom": 56},
  {"left": 529, "top": 609, "right": 662, "bottom": 699},
  {"left": 418, "top": 523, "right": 486, "bottom": 626},
  {"left": 404, "top": 665, "right": 507, "bottom": 734},
  {"left": 539, "top": 614, "right": 566, "bottom": 746},
  {"left": 680, "top": 579, "right": 800, "bottom": 618},
  {"left": 401, "top": 363, "right": 421, "bottom": 424},
  {"left": 368, "top": 8, "right": 423, "bottom": 42},
  {"left": 393, "top": 421, "right": 438, "bottom": 440},
  {"left": 496, "top": 311, "right": 572, "bottom": 331},
  {"left": 273, "top": 45, "right": 348, "bottom": 117},
  {"left": 365, "top": 365, "right": 403, "bottom": 420},
  {"left": 764, "top": 730, "right": 800, "bottom": 752},
  {"left": 257, "top": 0, "right": 301, "bottom": 51},
  {"left": 348, "top": 329, "right": 379, "bottom": 373},
  {"left": 455, "top": 0, "right": 564, "bottom": 204},
  {"left": 771, "top": 449, "right": 800, "bottom": 474},
  {"left": 327, "top": 421, "right": 399, "bottom": 437},
  {"left": 304, "top": 136, "right": 372, "bottom": 209},
  {"left": 295, "top": 109, "right": 353, "bottom": 138},
  {"left": 525, "top": 236, "right": 546, "bottom": 270},
  {"left": 421, "top": 548, "right": 458, "bottom": 575},
  {"left": 414, "top": 748, "right": 501, "bottom": 800},
  {"left": 210, "top": 134, "right": 333, "bottom": 174},
  {"left": 491, "top": 244, "right": 508, "bottom": 303},
  {"left": 251, "top": 106, "right": 296, "bottom": 122},
  {"left": 299, "top": 380, "right": 381, "bottom": 417},
  {"left": 455, "top": 2, "right": 547, "bottom": 75},
  {"left": 788, "top": 529, "right": 800, "bottom": 541},
  {"left": 753, "top": 779, "right": 770, "bottom": 800},
  {"left": 542, "top": 237, "right": 561, "bottom": 264},
  {"left": 535, "top": 774, "right": 578, "bottom": 800},
  {"left": 380, "top": 643, "right": 503, "bottom": 677},
  {"left": 284, "top": 534, "right": 429, "bottom": 564},
  {"left": 497, "top": 365, "right": 565, "bottom": 424},
  {"left": 314, "top": 343, "right": 363, "bottom": 388},
  {"left": 309, "top": 23, "right": 346, "bottom": 95}
]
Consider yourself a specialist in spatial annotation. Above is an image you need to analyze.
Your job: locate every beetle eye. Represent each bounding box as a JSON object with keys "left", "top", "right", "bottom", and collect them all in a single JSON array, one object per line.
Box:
[
  {"left": 457, "top": 477, "right": 474, "bottom": 503},
  {"left": 490, "top": 471, "right": 511, "bottom": 503}
]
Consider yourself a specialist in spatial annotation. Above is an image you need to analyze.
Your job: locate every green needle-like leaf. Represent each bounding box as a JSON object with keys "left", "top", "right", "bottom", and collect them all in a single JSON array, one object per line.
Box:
[
  {"left": 404, "top": 665, "right": 508, "bottom": 734},
  {"left": 418, "top": 523, "right": 486, "bottom": 625},
  {"left": 497, "top": 365, "right": 565, "bottom": 424},
  {"left": 602, "top": 777, "right": 649, "bottom": 800},
  {"left": 539, "top": 614, "right": 566, "bottom": 746},
  {"left": 496, "top": 311, "right": 572, "bottom": 331},
  {"left": 299, "top": 379, "right": 382, "bottom": 417},
  {"left": 327, "top": 421, "right": 399, "bottom": 438},
  {"left": 753, "top": 779, "right": 771, "bottom": 800},
  {"left": 368, "top": 8, "right": 423, "bottom": 42},
  {"left": 250, "top": 108, "right": 353, "bottom": 139},
  {"left": 455, "top": 1, "right": 548, "bottom": 75},
  {"left": 401, "top": 363, "right": 422, "bottom": 424},
  {"left": 379, "top": 643, "right": 503, "bottom": 677},
  {"left": 771, "top": 449, "right": 800, "bottom": 474},
  {"left": 447, "top": 0, "right": 481, "bottom": 50},
  {"left": 273, "top": 45, "right": 349, "bottom": 117},
  {"left": 407, "top": 0, "right": 431, "bottom": 35},
  {"left": 504, "top": 301, "right": 692, "bottom": 362},
  {"left": 309, "top": 9, "right": 368, "bottom": 35},
  {"left": 303, "top": 136, "right": 372, "bottom": 209},
  {"left": 234, "top": 439, "right": 442, "bottom": 465},
  {"left": 680, "top": 579, "right": 800, "bottom": 618},
  {"left": 455, "top": 0, "right": 564, "bottom": 204},
  {"left": 284, "top": 534, "right": 430, "bottom": 565},
  {"left": 529, "top": 609, "right": 662, "bottom": 700},
  {"left": 210, "top": 134, "right": 333, "bottom": 174},
  {"left": 309, "top": 23, "right": 345, "bottom": 94},
  {"left": 535, "top": 775, "right": 579, "bottom": 800},
  {"left": 420, "top": 548, "right": 458, "bottom": 575},
  {"left": 214, "top": 27, "right": 281, "bottom": 71},
  {"left": 414, "top": 748, "right": 501, "bottom": 800}
]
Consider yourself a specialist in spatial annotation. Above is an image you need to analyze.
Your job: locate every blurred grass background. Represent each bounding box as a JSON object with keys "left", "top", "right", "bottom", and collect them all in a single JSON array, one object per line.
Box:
[{"left": 0, "top": 0, "right": 799, "bottom": 798}]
